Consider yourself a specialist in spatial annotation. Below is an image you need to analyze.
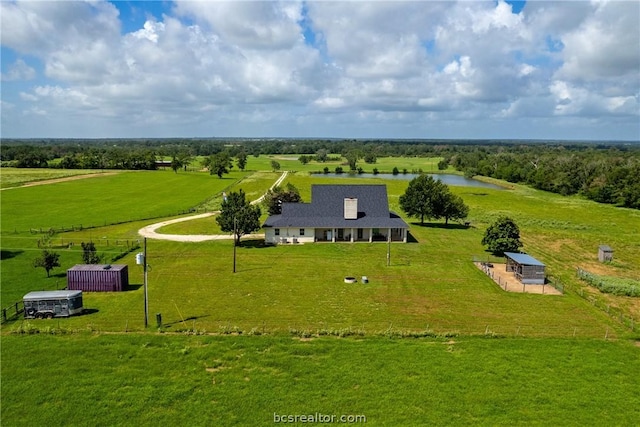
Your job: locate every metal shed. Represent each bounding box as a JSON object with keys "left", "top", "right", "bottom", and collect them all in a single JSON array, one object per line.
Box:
[
  {"left": 24, "top": 290, "right": 83, "bottom": 319},
  {"left": 504, "top": 252, "right": 546, "bottom": 285},
  {"left": 598, "top": 245, "right": 614, "bottom": 262},
  {"left": 67, "top": 264, "right": 129, "bottom": 292}
]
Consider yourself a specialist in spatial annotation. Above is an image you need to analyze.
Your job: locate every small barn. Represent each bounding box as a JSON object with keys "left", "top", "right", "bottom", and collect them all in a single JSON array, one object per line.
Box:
[
  {"left": 504, "top": 252, "right": 546, "bottom": 285},
  {"left": 67, "top": 264, "right": 129, "bottom": 292},
  {"left": 598, "top": 245, "right": 614, "bottom": 262}
]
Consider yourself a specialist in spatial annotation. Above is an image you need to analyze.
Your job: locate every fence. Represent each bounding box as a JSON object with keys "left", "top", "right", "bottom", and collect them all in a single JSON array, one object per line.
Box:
[
  {"left": 1, "top": 302, "right": 23, "bottom": 324},
  {"left": 575, "top": 268, "right": 637, "bottom": 332},
  {"left": 474, "top": 256, "right": 564, "bottom": 295}
]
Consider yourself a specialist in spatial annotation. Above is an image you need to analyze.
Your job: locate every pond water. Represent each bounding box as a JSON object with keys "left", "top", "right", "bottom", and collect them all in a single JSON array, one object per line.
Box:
[{"left": 315, "top": 173, "right": 505, "bottom": 190}]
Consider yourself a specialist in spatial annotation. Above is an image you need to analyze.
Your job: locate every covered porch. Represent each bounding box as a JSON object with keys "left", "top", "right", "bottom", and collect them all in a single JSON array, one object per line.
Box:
[{"left": 314, "top": 227, "right": 407, "bottom": 243}]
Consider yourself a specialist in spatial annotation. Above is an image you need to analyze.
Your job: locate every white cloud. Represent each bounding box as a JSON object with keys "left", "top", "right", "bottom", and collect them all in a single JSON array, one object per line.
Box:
[
  {"left": 0, "top": 0, "right": 638, "bottom": 139},
  {"left": 1, "top": 59, "right": 36, "bottom": 81}
]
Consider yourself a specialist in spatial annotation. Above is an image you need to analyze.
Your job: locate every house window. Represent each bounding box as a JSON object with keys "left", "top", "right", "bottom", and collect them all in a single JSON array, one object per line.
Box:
[
  {"left": 275, "top": 228, "right": 280, "bottom": 236},
  {"left": 300, "top": 229, "right": 305, "bottom": 236}
]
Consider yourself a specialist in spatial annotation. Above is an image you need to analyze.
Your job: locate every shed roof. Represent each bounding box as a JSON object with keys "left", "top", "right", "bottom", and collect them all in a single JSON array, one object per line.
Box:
[
  {"left": 598, "top": 245, "right": 613, "bottom": 252},
  {"left": 263, "top": 184, "right": 408, "bottom": 229},
  {"left": 504, "top": 252, "right": 545, "bottom": 267},
  {"left": 24, "top": 290, "right": 83, "bottom": 300},
  {"left": 68, "top": 264, "right": 128, "bottom": 272}
]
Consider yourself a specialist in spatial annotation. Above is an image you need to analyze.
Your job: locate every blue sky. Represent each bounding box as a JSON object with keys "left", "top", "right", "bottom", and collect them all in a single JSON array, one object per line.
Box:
[{"left": 1, "top": 0, "right": 638, "bottom": 140}]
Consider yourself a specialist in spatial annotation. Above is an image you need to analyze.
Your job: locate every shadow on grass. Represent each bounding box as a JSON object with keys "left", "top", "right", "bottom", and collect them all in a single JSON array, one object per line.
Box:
[
  {"left": 50, "top": 272, "right": 67, "bottom": 278},
  {"left": 126, "top": 284, "right": 143, "bottom": 291},
  {"left": 79, "top": 308, "right": 99, "bottom": 316},
  {"left": 411, "top": 222, "right": 471, "bottom": 230},
  {"left": 1, "top": 250, "right": 23, "bottom": 260},
  {"left": 162, "top": 314, "right": 211, "bottom": 328},
  {"left": 239, "top": 239, "right": 272, "bottom": 249}
]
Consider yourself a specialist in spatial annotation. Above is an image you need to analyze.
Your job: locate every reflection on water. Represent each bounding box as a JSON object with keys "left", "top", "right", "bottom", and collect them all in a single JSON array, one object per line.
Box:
[{"left": 316, "top": 173, "right": 505, "bottom": 190}]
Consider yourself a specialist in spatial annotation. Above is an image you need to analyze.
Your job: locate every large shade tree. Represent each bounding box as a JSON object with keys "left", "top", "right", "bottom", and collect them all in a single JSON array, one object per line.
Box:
[
  {"left": 481, "top": 216, "right": 523, "bottom": 256},
  {"left": 216, "top": 190, "right": 261, "bottom": 246},
  {"left": 400, "top": 174, "right": 469, "bottom": 225},
  {"left": 263, "top": 183, "right": 302, "bottom": 215},
  {"left": 207, "top": 152, "right": 233, "bottom": 178},
  {"left": 399, "top": 174, "right": 444, "bottom": 224}
]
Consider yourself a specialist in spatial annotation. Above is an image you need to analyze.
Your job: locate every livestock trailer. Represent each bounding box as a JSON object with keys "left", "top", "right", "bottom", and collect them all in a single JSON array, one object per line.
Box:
[
  {"left": 23, "top": 290, "right": 83, "bottom": 319},
  {"left": 67, "top": 264, "right": 129, "bottom": 292}
]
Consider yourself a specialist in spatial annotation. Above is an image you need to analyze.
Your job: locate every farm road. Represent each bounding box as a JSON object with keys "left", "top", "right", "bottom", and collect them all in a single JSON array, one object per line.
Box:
[{"left": 138, "top": 171, "right": 288, "bottom": 242}]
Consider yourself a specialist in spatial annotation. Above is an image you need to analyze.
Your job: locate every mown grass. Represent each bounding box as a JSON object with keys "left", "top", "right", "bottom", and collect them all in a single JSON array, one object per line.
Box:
[
  {"left": 0, "top": 168, "right": 114, "bottom": 189},
  {"left": 2, "top": 333, "right": 639, "bottom": 426},
  {"left": 248, "top": 155, "right": 445, "bottom": 174},
  {"left": 0, "top": 170, "right": 247, "bottom": 232},
  {"left": 3, "top": 170, "right": 638, "bottom": 336}
]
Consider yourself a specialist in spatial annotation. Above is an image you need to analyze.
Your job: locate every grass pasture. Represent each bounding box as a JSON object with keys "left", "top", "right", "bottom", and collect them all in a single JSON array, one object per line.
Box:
[
  {"left": 0, "top": 167, "right": 113, "bottom": 189},
  {"left": 0, "top": 170, "right": 247, "bottom": 232},
  {"left": 2, "top": 334, "right": 639, "bottom": 426},
  {"left": 2, "top": 161, "right": 640, "bottom": 425}
]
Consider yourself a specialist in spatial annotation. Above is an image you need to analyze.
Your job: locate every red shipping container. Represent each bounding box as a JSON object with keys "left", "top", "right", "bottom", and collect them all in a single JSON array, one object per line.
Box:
[{"left": 67, "top": 264, "right": 129, "bottom": 292}]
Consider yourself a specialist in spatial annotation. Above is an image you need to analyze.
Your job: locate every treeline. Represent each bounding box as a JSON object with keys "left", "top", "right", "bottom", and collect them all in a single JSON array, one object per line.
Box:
[
  {"left": 1, "top": 138, "right": 638, "bottom": 208},
  {"left": 439, "top": 145, "right": 640, "bottom": 209}
]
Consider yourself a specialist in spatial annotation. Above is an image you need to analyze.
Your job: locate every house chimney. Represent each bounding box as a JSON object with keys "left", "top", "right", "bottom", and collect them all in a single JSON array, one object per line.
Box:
[{"left": 344, "top": 198, "right": 358, "bottom": 219}]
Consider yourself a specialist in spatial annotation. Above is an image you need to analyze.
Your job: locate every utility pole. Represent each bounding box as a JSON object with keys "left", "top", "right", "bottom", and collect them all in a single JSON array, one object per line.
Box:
[
  {"left": 143, "top": 237, "right": 148, "bottom": 327},
  {"left": 233, "top": 216, "right": 237, "bottom": 273},
  {"left": 387, "top": 233, "right": 391, "bottom": 267}
]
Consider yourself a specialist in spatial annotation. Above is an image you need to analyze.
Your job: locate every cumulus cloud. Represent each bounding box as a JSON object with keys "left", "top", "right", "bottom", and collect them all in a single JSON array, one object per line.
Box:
[
  {"left": 1, "top": 59, "right": 36, "bottom": 81},
  {"left": 0, "top": 0, "right": 638, "bottom": 139}
]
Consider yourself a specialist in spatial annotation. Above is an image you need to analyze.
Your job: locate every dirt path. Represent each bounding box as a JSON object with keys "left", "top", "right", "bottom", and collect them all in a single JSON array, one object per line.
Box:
[
  {"left": 138, "top": 171, "right": 288, "bottom": 242},
  {"left": 1, "top": 172, "right": 120, "bottom": 191}
]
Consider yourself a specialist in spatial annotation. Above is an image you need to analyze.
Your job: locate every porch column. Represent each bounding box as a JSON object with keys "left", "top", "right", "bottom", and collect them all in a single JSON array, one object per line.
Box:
[
  {"left": 369, "top": 229, "right": 372, "bottom": 243},
  {"left": 403, "top": 228, "right": 407, "bottom": 243},
  {"left": 332, "top": 228, "right": 336, "bottom": 243},
  {"left": 351, "top": 227, "right": 354, "bottom": 243},
  {"left": 388, "top": 228, "right": 391, "bottom": 242}
]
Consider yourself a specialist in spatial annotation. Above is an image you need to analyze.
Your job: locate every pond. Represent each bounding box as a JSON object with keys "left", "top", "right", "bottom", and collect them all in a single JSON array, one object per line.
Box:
[{"left": 314, "top": 173, "right": 505, "bottom": 190}]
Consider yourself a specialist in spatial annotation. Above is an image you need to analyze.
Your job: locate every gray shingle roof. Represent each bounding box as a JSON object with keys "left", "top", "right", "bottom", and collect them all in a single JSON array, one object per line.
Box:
[{"left": 263, "top": 184, "right": 409, "bottom": 229}]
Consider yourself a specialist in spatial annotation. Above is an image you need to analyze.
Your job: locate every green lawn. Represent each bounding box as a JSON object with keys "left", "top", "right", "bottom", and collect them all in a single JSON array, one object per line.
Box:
[
  {"left": 0, "top": 170, "right": 247, "bottom": 232},
  {"left": 2, "top": 334, "right": 638, "bottom": 426},
  {"left": 2, "top": 164, "right": 640, "bottom": 426},
  {"left": 0, "top": 168, "right": 114, "bottom": 189}
]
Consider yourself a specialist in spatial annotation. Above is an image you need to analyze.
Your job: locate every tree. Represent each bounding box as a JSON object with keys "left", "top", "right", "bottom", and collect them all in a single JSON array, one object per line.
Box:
[
  {"left": 438, "top": 192, "right": 469, "bottom": 225},
  {"left": 481, "top": 216, "right": 523, "bottom": 256},
  {"left": 216, "top": 190, "right": 262, "bottom": 246},
  {"left": 270, "top": 160, "right": 281, "bottom": 172},
  {"left": 298, "top": 155, "right": 311, "bottom": 165},
  {"left": 208, "top": 152, "right": 233, "bottom": 178},
  {"left": 399, "top": 174, "right": 447, "bottom": 225},
  {"left": 315, "top": 149, "right": 328, "bottom": 162},
  {"left": 33, "top": 250, "right": 61, "bottom": 277},
  {"left": 364, "top": 152, "right": 377, "bottom": 164},
  {"left": 81, "top": 242, "right": 102, "bottom": 264},
  {"left": 392, "top": 167, "right": 399, "bottom": 175},
  {"left": 345, "top": 151, "right": 359, "bottom": 171},
  {"left": 236, "top": 151, "right": 248, "bottom": 171},
  {"left": 263, "top": 183, "right": 302, "bottom": 215},
  {"left": 171, "top": 156, "right": 182, "bottom": 173}
]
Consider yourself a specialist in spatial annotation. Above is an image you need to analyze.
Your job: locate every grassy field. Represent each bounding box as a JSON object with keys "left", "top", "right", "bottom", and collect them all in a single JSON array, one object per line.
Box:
[
  {"left": 0, "top": 170, "right": 247, "bottom": 232},
  {"left": 248, "top": 155, "right": 444, "bottom": 174},
  {"left": 2, "top": 334, "right": 639, "bottom": 426},
  {"left": 0, "top": 168, "right": 114, "bottom": 189},
  {"left": 2, "top": 161, "right": 639, "bottom": 425}
]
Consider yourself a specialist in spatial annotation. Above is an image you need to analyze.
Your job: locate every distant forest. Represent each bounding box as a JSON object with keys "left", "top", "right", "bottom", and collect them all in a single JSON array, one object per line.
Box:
[{"left": 1, "top": 138, "right": 638, "bottom": 209}]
